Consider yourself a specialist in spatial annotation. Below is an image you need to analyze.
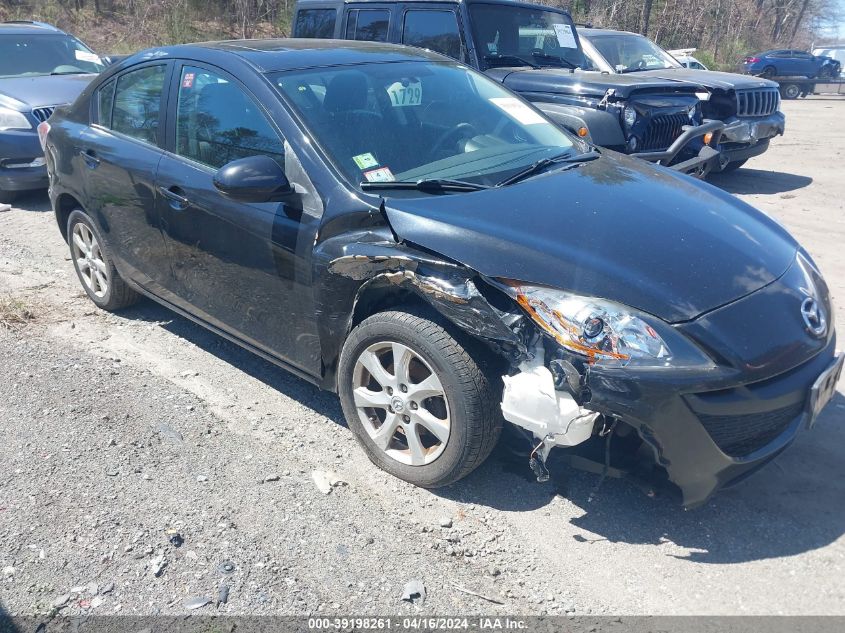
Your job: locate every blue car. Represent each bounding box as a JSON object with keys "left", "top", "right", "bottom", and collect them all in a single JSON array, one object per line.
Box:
[
  {"left": 0, "top": 20, "right": 105, "bottom": 203},
  {"left": 743, "top": 49, "right": 841, "bottom": 79}
]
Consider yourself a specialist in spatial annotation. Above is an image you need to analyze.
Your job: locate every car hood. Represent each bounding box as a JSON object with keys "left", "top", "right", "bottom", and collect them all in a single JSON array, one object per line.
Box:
[
  {"left": 628, "top": 68, "right": 779, "bottom": 90},
  {"left": 383, "top": 153, "right": 798, "bottom": 323},
  {"left": 0, "top": 74, "right": 97, "bottom": 109},
  {"left": 489, "top": 67, "right": 700, "bottom": 99}
]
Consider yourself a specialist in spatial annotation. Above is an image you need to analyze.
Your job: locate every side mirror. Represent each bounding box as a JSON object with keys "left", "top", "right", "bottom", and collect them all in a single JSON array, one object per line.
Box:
[{"left": 213, "top": 155, "right": 294, "bottom": 203}]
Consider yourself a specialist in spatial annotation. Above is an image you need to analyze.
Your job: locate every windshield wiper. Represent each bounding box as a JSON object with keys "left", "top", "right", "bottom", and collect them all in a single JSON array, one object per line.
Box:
[
  {"left": 483, "top": 54, "right": 539, "bottom": 69},
  {"left": 360, "top": 178, "right": 490, "bottom": 193},
  {"left": 496, "top": 150, "right": 600, "bottom": 187},
  {"left": 531, "top": 52, "right": 578, "bottom": 69}
]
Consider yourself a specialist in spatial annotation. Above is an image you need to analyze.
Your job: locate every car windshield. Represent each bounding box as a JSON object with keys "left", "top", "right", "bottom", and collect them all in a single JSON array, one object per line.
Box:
[
  {"left": 271, "top": 61, "right": 577, "bottom": 191},
  {"left": 467, "top": 4, "right": 590, "bottom": 70},
  {"left": 0, "top": 34, "right": 105, "bottom": 78},
  {"left": 587, "top": 33, "right": 681, "bottom": 73}
]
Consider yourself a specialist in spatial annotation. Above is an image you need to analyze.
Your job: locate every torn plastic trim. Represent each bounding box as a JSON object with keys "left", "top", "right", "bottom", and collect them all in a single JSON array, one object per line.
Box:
[{"left": 501, "top": 345, "right": 599, "bottom": 481}]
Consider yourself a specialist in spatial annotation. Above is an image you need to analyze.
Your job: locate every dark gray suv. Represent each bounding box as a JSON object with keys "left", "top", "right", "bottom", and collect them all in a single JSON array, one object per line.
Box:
[{"left": 0, "top": 20, "right": 104, "bottom": 203}]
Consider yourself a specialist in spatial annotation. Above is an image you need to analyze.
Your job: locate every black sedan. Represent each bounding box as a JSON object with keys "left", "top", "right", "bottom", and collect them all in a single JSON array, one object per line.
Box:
[{"left": 39, "top": 40, "right": 842, "bottom": 507}]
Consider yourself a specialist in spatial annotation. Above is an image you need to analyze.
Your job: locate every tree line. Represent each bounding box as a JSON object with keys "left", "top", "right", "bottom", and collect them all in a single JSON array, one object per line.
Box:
[{"left": 2, "top": 0, "right": 842, "bottom": 66}]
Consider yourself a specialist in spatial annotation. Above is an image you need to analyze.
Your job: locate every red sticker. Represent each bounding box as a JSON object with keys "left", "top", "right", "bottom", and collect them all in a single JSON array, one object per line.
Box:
[{"left": 182, "top": 72, "right": 195, "bottom": 89}]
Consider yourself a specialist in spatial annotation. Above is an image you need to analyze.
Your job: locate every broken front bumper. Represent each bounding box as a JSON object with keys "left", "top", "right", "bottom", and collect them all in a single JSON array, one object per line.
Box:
[
  {"left": 718, "top": 111, "right": 786, "bottom": 165},
  {"left": 583, "top": 336, "right": 838, "bottom": 508},
  {"left": 632, "top": 119, "right": 725, "bottom": 175}
]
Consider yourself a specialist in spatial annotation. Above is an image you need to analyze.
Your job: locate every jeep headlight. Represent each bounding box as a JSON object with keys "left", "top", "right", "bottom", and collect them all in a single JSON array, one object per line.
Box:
[
  {"left": 623, "top": 106, "right": 637, "bottom": 128},
  {"left": 0, "top": 106, "right": 32, "bottom": 131},
  {"left": 501, "top": 281, "right": 714, "bottom": 369}
]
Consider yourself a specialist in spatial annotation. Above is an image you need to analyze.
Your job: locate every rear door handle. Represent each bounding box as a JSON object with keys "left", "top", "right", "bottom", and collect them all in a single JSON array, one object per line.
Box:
[
  {"left": 157, "top": 185, "right": 190, "bottom": 209},
  {"left": 80, "top": 149, "right": 100, "bottom": 168}
]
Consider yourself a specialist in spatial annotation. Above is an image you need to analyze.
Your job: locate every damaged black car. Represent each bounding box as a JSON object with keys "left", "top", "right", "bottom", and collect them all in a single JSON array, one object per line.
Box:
[{"left": 41, "top": 40, "right": 842, "bottom": 508}]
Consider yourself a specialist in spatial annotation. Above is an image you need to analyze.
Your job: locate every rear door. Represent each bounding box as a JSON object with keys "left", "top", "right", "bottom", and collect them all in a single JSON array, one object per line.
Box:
[
  {"left": 292, "top": 4, "right": 340, "bottom": 38},
  {"left": 154, "top": 62, "right": 322, "bottom": 374},
  {"left": 399, "top": 3, "right": 465, "bottom": 61},
  {"left": 78, "top": 62, "right": 172, "bottom": 291},
  {"left": 343, "top": 4, "right": 394, "bottom": 42}
]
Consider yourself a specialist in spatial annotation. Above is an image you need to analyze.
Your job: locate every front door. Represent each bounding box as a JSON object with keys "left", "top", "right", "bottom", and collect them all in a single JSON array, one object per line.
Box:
[{"left": 154, "top": 63, "right": 322, "bottom": 375}]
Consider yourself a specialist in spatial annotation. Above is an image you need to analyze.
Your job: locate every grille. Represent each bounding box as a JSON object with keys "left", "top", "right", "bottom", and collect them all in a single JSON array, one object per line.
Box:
[
  {"left": 735, "top": 88, "right": 779, "bottom": 117},
  {"left": 640, "top": 112, "right": 689, "bottom": 151},
  {"left": 31, "top": 106, "right": 56, "bottom": 123},
  {"left": 698, "top": 400, "right": 804, "bottom": 457}
]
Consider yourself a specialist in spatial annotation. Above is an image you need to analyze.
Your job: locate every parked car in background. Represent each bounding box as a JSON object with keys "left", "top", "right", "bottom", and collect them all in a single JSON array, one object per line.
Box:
[
  {"left": 40, "top": 39, "right": 842, "bottom": 508},
  {"left": 812, "top": 45, "right": 845, "bottom": 77},
  {"left": 0, "top": 20, "right": 104, "bottom": 203},
  {"left": 668, "top": 48, "right": 709, "bottom": 70},
  {"left": 292, "top": 0, "right": 724, "bottom": 176},
  {"left": 578, "top": 28, "right": 785, "bottom": 172},
  {"left": 743, "top": 49, "right": 841, "bottom": 78}
]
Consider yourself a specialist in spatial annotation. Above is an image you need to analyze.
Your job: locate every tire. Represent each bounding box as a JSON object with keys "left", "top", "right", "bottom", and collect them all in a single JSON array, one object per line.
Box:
[
  {"left": 781, "top": 83, "right": 801, "bottom": 100},
  {"left": 0, "top": 188, "right": 15, "bottom": 205},
  {"left": 760, "top": 66, "right": 776, "bottom": 78},
  {"left": 67, "top": 209, "right": 140, "bottom": 311},
  {"left": 338, "top": 308, "right": 502, "bottom": 488},
  {"left": 718, "top": 159, "right": 748, "bottom": 173}
]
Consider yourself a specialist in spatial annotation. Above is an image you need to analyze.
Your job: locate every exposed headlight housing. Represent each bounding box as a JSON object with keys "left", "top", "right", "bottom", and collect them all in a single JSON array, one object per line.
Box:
[
  {"left": 623, "top": 106, "right": 637, "bottom": 128},
  {"left": 500, "top": 281, "right": 714, "bottom": 369},
  {"left": 0, "top": 106, "right": 32, "bottom": 131}
]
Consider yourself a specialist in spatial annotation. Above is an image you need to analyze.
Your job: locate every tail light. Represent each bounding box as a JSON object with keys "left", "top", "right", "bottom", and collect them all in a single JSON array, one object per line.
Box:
[
  {"left": 37, "top": 121, "right": 50, "bottom": 151},
  {"left": 745, "top": 57, "right": 760, "bottom": 63}
]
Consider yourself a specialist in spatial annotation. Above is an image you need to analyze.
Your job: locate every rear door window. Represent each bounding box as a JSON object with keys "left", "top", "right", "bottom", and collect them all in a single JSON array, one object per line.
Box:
[
  {"left": 294, "top": 9, "right": 337, "bottom": 38},
  {"left": 402, "top": 10, "right": 462, "bottom": 60},
  {"left": 95, "top": 78, "right": 116, "bottom": 127},
  {"left": 345, "top": 9, "right": 390, "bottom": 42},
  {"left": 111, "top": 65, "right": 167, "bottom": 145}
]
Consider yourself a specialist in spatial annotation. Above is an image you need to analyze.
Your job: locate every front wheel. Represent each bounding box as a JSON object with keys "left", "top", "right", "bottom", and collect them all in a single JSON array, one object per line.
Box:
[
  {"left": 67, "top": 209, "right": 140, "bottom": 311},
  {"left": 338, "top": 309, "right": 501, "bottom": 488},
  {"left": 781, "top": 83, "right": 802, "bottom": 100}
]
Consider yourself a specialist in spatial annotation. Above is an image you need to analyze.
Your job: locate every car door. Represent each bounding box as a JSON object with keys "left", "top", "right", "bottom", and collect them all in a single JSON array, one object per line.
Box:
[
  {"left": 154, "top": 62, "right": 322, "bottom": 375},
  {"left": 343, "top": 4, "right": 394, "bottom": 42},
  {"left": 77, "top": 62, "right": 173, "bottom": 291},
  {"left": 399, "top": 4, "right": 465, "bottom": 61}
]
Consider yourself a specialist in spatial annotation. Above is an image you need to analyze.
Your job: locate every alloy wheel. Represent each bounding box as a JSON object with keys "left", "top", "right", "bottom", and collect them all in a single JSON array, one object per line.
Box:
[
  {"left": 71, "top": 222, "right": 109, "bottom": 298},
  {"left": 352, "top": 340, "right": 451, "bottom": 466}
]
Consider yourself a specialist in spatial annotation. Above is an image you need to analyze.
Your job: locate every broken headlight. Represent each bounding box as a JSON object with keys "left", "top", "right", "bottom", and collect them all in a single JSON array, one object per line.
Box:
[{"left": 501, "top": 282, "right": 713, "bottom": 369}]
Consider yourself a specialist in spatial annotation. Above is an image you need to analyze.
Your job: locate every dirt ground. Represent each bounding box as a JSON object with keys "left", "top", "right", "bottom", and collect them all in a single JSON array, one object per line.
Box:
[{"left": 1, "top": 96, "right": 844, "bottom": 618}]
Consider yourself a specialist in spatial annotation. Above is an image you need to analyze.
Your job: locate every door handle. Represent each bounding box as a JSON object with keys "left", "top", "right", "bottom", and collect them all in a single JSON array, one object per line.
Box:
[
  {"left": 157, "top": 185, "right": 190, "bottom": 209},
  {"left": 80, "top": 149, "right": 100, "bottom": 168}
]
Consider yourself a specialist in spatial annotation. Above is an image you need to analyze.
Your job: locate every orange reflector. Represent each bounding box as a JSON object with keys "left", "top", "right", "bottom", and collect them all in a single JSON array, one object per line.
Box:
[
  {"left": 577, "top": 127, "right": 589, "bottom": 137},
  {"left": 703, "top": 132, "right": 713, "bottom": 145}
]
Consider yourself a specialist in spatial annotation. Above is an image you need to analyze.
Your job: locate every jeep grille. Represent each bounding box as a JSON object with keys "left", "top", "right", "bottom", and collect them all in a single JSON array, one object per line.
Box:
[
  {"left": 736, "top": 88, "right": 779, "bottom": 117},
  {"left": 641, "top": 112, "right": 689, "bottom": 151}
]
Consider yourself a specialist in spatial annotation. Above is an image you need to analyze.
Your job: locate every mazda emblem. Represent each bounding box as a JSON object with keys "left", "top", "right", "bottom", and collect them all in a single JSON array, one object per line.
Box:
[{"left": 801, "top": 297, "right": 827, "bottom": 338}]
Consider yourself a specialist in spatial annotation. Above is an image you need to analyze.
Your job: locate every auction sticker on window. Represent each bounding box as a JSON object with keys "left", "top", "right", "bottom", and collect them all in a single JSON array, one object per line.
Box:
[
  {"left": 353, "top": 153, "right": 379, "bottom": 170},
  {"left": 386, "top": 80, "right": 422, "bottom": 107},
  {"left": 489, "top": 97, "right": 546, "bottom": 125},
  {"left": 74, "top": 49, "right": 102, "bottom": 64},
  {"left": 552, "top": 23, "right": 577, "bottom": 49},
  {"left": 363, "top": 167, "right": 395, "bottom": 182}
]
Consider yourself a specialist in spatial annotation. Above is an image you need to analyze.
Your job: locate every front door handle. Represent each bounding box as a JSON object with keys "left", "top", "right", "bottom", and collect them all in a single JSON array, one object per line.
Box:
[
  {"left": 80, "top": 149, "right": 100, "bottom": 168},
  {"left": 157, "top": 185, "right": 190, "bottom": 210}
]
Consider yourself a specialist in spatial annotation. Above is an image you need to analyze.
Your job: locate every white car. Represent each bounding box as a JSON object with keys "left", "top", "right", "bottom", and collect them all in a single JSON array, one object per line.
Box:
[{"left": 668, "top": 48, "right": 709, "bottom": 70}]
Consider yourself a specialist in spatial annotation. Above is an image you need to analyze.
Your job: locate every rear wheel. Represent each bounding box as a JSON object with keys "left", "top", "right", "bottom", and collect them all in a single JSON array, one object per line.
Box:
[
  {"left": 760, "top": 65, "right": 777, "bottom": 78},
  {"left": 67, "top": 209, "right": 140, "bottom": 311},
  {"left": 338, "top": 309, "right": 501, "bottom": 488}
]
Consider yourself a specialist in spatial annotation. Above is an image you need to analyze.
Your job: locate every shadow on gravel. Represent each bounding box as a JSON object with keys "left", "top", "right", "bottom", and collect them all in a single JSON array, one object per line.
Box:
[
  {"left": 709, "top": 168, "right": 812, "bottom": 195},
  {"left": 10, "top": 190, "right": 51, "bottom": 213},
  {"left": 115, "top": 300, "right": 346, "bottom": 425},
  {"left": 0, "top": 601, "right": 20, "bottom": 633},
  {"left": 439, "top": 392, "right": 845, "bottom": 566}
]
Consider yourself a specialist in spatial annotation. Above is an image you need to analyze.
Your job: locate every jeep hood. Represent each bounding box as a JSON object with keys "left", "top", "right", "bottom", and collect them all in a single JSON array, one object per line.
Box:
[
  {"left": 0, "top": 74, "right": 97, "bottom": 109},
  {"left": 382, "top": 153, "right": 797, "bottom": 323},
  {"left": 489, "top": 67, "right": 701, "bottom": 99},
  {"left": 629, "top": 67, "right": 779, "bottom": 91}
]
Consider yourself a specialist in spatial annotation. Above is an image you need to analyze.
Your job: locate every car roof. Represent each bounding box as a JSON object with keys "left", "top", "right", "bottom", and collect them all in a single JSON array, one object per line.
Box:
[
  {"left": 137, "top": 38, "right": 452, "bottom": 72},
  {"left": 0, "top": 20, "right": 65, "bottom": 35}
]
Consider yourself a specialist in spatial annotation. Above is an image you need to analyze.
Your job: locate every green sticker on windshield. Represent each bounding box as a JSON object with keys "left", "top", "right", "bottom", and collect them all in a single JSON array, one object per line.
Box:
[{"left": 353, "top": 153, "right": 379, "bottom": 170}]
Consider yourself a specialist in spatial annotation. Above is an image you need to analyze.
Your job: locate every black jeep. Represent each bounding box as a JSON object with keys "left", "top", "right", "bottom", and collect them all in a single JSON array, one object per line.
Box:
[{"left": 292, "top": 0, "right": 727, "bottom": 174}]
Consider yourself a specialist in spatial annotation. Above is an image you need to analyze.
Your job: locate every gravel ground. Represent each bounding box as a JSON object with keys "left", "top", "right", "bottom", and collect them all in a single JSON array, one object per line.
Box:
[{"left": 1, "top": 97, "right": 844, "bottom": 618}]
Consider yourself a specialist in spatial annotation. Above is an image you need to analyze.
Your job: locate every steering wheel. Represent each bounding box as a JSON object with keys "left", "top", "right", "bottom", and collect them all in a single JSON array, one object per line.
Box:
[{"left": 431, "top": 122, "right": 479, "bottom": 155}]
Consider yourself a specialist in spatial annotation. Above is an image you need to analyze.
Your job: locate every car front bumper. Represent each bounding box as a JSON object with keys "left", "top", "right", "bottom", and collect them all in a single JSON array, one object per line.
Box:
[
  {"left": 0, "top": 129, "right": 49, "bottom": 192},
  {"left": 632, "top": 119, "right": 725, "bottom": 176}
]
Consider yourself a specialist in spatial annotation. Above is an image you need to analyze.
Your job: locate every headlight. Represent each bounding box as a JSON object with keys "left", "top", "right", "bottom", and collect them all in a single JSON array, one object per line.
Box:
[
  {"left": 623, "top": 106, "right": 637, "bottom": 128},
  {"left": 501, "top": 281, "right": 714, "bottom": 369},
  {"left": 0, "top": 106, "right": 32, "bottom": 131}
]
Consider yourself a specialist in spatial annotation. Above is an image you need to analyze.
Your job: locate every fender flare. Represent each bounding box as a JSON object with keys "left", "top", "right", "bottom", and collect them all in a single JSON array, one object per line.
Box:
[{"left": 534, "top": 102, "right": 627, "bottom": 147}]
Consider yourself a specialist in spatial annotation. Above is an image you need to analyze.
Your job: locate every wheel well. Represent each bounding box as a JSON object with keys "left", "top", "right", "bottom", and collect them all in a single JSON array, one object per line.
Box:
[
  {"left": 55, "top": 193, "right": 82, "bottom": 241},
  {"left": 350, "top": 284, "right": 426, "bottom": 329}
]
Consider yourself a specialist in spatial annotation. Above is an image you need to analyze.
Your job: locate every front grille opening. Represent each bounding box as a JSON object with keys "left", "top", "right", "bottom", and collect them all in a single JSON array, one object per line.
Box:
[
  {"left": 698, "top": 400, "right": 804, "bottom": 457},
  {"left": 32, "top": 106, "right": 56, "bottom": 123},
  {"left": 640, "top": 112, "right": 689, "bottom": 151},
  {"left": 736, "top": 89, "right": 779, "bottom": 117}
]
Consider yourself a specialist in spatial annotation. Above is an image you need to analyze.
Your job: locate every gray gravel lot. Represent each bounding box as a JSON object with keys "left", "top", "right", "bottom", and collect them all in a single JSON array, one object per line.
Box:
[{"left": 1, "top": 97, "right": 844, "bottom": 617}]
